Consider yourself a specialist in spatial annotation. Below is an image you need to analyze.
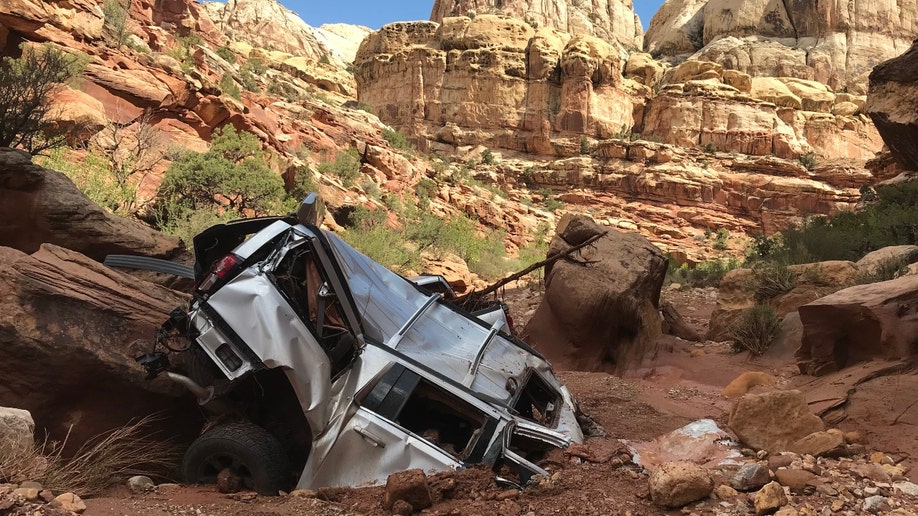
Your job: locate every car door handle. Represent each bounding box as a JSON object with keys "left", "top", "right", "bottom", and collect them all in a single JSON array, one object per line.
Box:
[{"left": 354, "top": 426, "right": 387, "bottom": 448}]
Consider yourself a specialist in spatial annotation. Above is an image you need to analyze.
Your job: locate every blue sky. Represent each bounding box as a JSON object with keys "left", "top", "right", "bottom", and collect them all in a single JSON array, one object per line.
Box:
[{"left": 284, "top": 1, "right": 666, "bottom": 31}]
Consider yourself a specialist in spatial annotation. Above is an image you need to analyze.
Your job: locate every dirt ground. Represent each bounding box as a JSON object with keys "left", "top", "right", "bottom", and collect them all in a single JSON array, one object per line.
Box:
[{"left": 80, "top": 286, "right": 918, "bottom": 515}]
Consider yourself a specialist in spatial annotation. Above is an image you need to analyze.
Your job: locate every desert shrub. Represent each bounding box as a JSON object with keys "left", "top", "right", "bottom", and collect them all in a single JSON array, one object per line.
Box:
[
  {"left": 0, "top": 415, "right": 178, "bottom": 497},
  {"left": 317, "top": 148, "right": 361, "bottom": 186},
  {"left": 102, "top": 0, "right": 129, "bottom": 48},
  {"left": 166, "top": 34, "right": 201, "bottom": 73},
  {"left": 856, "top": 256, "right": 910, "bottom": 285},
  {"left": 666, "top": 257, "right": 742, "bottom": 288},
  {"left": 752, "top": 262, "right": 797, "bottom": 301},
  {"left": 539, "top": 188, "right": 563, "bottom": 212},
  {"left": 382, "top": 128, "right": 413, "bottom": 152},
  {"left": 580, "top": 135, "right": 593, "bottom": 155},
  {"left": 0, "top": 44, "right": 88, "bottom": 152},
  {"left": 215, "top": 45, "right": 236, "bottom": 64},
  {"left": 481, "top": 148, "right": 496, "bottom": 165},
  {"left": 154, "top": 125, "right": 285, "bottom": 227},
  {"left": 703, "top": 142, "right": 717, "bottom": 154},
  {"left": 219, "top": 72, "right": 240, "bottom": 99},
  {"left": 38, "top": 147, "right": 135, "bottom": 214},
  {"left": 729, "top": 304, "right": 781, "bottom": 355},
  {"left": 798, "top": 151, "right": 817, "bottom": 170},
  {"left": 713, "top": 228, "right": 729, "bottom": 250}
]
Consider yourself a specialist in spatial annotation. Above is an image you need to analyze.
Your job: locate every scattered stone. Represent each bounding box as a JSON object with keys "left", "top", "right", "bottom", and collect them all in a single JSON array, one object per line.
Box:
[
  {"left": 18, "top": 482, "right": 42, "bottom": 490},
  {"left": 863, "top": 495, "right": 892, "bottom": 514},
  {"left": 775, "top": 468, "right": 817, "bottom": 494},
  {"left": 728, "top": 390, "right": 824, "bottom": 453},
  {"left": 290, "top": 489, "right": 318, "bottom": 498},
  {"left": 384, "top": 469, "right": 432, "bottom": 511},
  {"left": 12, "top": 488, "right": 39, "bottom": 502},
  {"left": 767, "top": 454, "right": 795, "bottom": 472},
  {"left": 775, "top": 507, "right": 799, "bottom": 516},
  {"left": 790, "top": 430, "right": 846, "bottom": 457},
  {"left": 217, "top": 468, "right": 241, "bottom": 494},
  {"left": 391, "top": 499, "right": 413, "bottom": 516},
  {"left": 845, "top": 431, "right": 867, "bottom": 445},
  {"left": 722, "top": 372, "right": 777, "bottom": 398},
  {"left": 648, "top": 461, "right": 713, "bottom": 508},
  {"left": 51, "top": 492, "right": 86, "bottom": 514},
  {"left": 731, "top": 463, "right": 771, "bottom": 491},
  {"left": 754, "top": 481, "right": 788, "bottom": 516},
  {"left": 714, "top": 484, "right": 739, "bottom": 499},
  {"left": 127, "top": 475, "right": 155, "bottom": 494},
  {"left": 894, "top": 481, "right": 918, "bottom": 496}
]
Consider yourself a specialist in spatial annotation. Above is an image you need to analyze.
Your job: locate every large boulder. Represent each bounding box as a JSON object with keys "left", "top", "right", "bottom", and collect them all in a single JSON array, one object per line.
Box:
[
  {"left": 796, "top": 275, "right": 918, "bottom": 376},
  {"left": 0, "top": 406, "right": 34, "bottom": 456},
  {"left": 728, "top": 390, "right": 825, "bottom": 453},
  {"left": 0, "top": 148, "right": 182, "bottom": 261},
  {"left": 521, "top": 214, "right": 667, "bottom": 371},
  {"left": 867, "top": 40, "right": 918, "bottom": 171},
  {"left": 0, "top": 244, "right": 200, "bottom": 453},
  {"left": 648, "top": 461, "right": 713, "bottom": 508}
]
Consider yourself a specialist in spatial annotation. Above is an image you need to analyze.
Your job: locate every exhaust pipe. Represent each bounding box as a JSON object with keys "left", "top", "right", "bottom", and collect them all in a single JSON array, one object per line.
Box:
[{"left": 165, "top": 372, "right": 214, "bottom": 405}]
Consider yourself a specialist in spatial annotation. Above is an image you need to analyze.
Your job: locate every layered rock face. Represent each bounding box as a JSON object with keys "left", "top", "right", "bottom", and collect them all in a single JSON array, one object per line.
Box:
[
  {"left": 429, "top": 0, "right": 643, "bottom": 49},
  {"left": 645, "top": 0, "right": 918, "bottom": 94},
  {"left": 867, "top": 40, "right": 918, "bottom": 171},
  {"left": 355, "top": 15, "right": 637, "bottom": 155}
]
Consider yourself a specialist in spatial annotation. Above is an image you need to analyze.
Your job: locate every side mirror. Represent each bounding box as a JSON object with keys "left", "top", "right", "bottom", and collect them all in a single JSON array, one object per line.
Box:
[{"left": 296, "top": 192, "right": 325, "bottom": 226}]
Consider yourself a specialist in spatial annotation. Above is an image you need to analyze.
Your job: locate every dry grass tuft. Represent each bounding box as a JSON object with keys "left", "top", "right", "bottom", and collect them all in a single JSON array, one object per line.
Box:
[{"left": 0, "top": 414, "right": 179, "bottom": 497}]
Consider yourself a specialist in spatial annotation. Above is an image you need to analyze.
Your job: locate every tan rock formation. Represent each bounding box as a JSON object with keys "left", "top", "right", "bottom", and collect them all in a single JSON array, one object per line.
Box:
[
  {"left": 202, "top": 0, "right": 325, "bottom": 61},
  {"left": 429, "top": 0, "right": 643, "bottom": 49},
  {"left": 867, "top": 40, "right": 918, "bottom": 171},
  {"left": 645, "top": 0, "right": 918, "bottom": 93}
]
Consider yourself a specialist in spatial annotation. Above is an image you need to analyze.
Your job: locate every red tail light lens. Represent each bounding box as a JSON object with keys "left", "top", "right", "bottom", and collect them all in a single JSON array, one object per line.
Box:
[{"left": 197, "top": 253, "right": 242, "bottom": 292}]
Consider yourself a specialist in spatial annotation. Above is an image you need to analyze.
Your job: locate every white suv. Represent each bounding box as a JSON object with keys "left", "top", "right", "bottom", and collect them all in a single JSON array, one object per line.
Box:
[{"left": 137, "top": 194, "right": 583, "bottom": 494}]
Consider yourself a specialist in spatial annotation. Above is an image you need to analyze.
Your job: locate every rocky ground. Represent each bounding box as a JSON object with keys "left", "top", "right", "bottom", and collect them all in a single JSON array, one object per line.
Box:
[{"left": 1, "top": 285, "right": 911, "bottom": 516}]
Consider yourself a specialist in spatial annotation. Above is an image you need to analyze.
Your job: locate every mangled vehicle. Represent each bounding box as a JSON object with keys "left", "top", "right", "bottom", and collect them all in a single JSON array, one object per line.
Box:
[{"left": 136, "top": 194, "right": 583, "bottom": 494}]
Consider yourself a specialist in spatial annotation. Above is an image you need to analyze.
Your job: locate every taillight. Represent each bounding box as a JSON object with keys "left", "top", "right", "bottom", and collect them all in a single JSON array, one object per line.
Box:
[{"left": 196, "top": 253, "right": 242, "bottom": 293}]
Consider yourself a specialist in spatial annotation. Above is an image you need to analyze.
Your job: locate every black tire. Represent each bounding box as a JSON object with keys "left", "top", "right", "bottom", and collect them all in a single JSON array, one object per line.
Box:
[{"left": 182, "top": 421, "right": 291, "bottom": 495}]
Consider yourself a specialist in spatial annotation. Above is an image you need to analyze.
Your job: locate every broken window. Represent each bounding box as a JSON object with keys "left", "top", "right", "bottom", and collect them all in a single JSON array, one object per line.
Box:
[
  {"left": 512, "top": 372, "right": 561, "bottom": 427},
  {"left": 361, "top": 364, "right": 487, "bottom": 460},
  {"left": 271, "top": 242, "right": 354, "bottom": 375}
]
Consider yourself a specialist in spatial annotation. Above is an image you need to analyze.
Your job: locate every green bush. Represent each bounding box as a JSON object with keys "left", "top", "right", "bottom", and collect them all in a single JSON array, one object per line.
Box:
[
  {"left": 219, "top": 73, "right": 240, "bottom": 100},
  {"left": 215, "top": 45, "right": 236, "bottom": 64},
  {"left": 729, "top": 304, "right": 781, "bottom": 355},
  {"left": 752, "top": 262, "right": 797, "bottom": 302},
  {"left": 703, "top": 142, "right": 717, "bottom": 154},
  {"left": 102, "top": 0, "right": 129, "bottom": 48},
  {"left": 666, "top": 257, "right": 741, "bottom": 288},
  {"left": 580, "top": 136, "right": 593, "bottom": 155},
  {"left": 317, "top": 148, "right": 361, "bottom": 186},
  {"left": 382, "top": 128, "right": 413, "bottom": 152},
  {"left": 154, "top": 126, "right": 285, "bottom": 227},
  {"left": 713, "top": 228, "right": 729, "bottom": 250},
  {"left": 856, "top": 256, "right": 910, "bottom": 285},
  {"left": 481, "top": 148, "right": 496, "bottom": 165},
  {"left": 798, "top": 152, "right": 817, "bottom": 170}
]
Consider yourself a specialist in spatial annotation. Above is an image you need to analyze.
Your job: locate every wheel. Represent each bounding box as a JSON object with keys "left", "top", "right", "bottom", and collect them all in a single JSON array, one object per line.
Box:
[{"left": 181, "top": 421, "right": 291, "bottom": 495}]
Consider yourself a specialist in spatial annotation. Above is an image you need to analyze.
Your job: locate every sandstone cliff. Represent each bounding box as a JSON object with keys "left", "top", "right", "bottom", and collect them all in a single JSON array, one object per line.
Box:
[
  {"left": 867, "top": 39, "right": 918, "bottom": 171},
  {"left": 429, "top": 0, "right": 643, "bottom": 49},
  {"left": 645, "top": 0, "right": 918, "bottom": 94}
]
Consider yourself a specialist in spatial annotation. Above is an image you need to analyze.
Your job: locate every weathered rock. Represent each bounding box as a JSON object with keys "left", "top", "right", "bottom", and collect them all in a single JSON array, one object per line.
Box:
[
  {"left": 0, "top": 407, "right": 34, "bottom": 456},
  {"left": 0, "top": 244, "right": 199, "bottom": 453},
  {"left": 722, "top": 372, "right": 776, "bottom": 398},
  {"left": 51, "top": 492, "right": 86, "bottom": 514},
  {"left": 754, "top": 481, "right": 788, "bottom": 516},
  {"left": 731, "top": 463, "right": 771, "bottom": 492},
  {"left": 856, "top": 245, "right": 918, "bottom": 275},
  {"left": 774, "top": 468, "right": 817, "bottom": 494},
  {"left": 0, "top": 148, "right": 182, "bottom": 261},
  {"left": 429, "top": 0, "right": 643, "bottom": 49},
  {"left": 868, "top": 40, "right": 918, "bottom": 171},
  {"left": 629, "top": 419, "right": 742, "bottom": 470},
  {"left": 384, "top": 469, "right": 432, "bottom": 511},
  {"left": 127, "top": 475, "right": 155, "bottom": 494},
  {"left": 522, "top": 214, "right": 666, "bottom": 371},
  {"left": 863, "top": 495, "right": 892, "bottom": 514},
  {"left": 796, "top": 275, "right": 918, "bottom": 376},
  {"left": 728, "top": 390, "right": 825, "bottom": 453},
  {"left": 648, "top": 461, "right": 714, "bottom": 508},
  {"left": 646, "top": 0, "right": 918, "bottom": 93},
  {"left": 790, "top": 430, "right": 846, "bottom": 457},
  {"left": 660, "top": 301, "right": 701, "bottom": 341}
]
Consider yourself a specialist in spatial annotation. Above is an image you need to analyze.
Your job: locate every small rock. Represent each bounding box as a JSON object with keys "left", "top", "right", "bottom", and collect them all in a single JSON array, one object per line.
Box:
[
  {"left": 384, "top": 469, "right": 432, "bottom": 511},
  {"left": 12, "top": 487, "right": 39, "bottom": 501},
  {"left": 391, "top": 499, "right": 413, "bottom": 516},
  {"left": 290, "top": 489, "right": 318, "bottom": 498},
  {"left": 495, "top": 489, "right": 519, "bottom": 501},
  {"left": 127, "top": 475, "right": 155, "bottom": 494},
  {"left": 862, "top": 495, "right": 891, "bottom": 514},
  {"left": 767, "top": 454, "right": 795, "bottom": 472},
  {"left": 893, "top": 481, "right": 918, "bottom": 496},
  {"left": 648, "top": 461, "right": 713, "bottom": 508},
  {"left": 216, "top": 468, "right": 241, "bottom": 494},
  {"left": 731, "top": 463, "right": 771, "bottom": 491},
  {"left": 39, "top": 489, "right": 54, "bottom": 502},
  {"left": 155, "top": 483, "right": 181, "bottom": 494},
  {"left": 844, "top": 431, "right": 866, "bottom": 445},
  {"left": 774, "top": 468, "right": 816, "bottom": 494},
  {"left": 774, "top": 508, "right": 799, "bottom": 516},
  {"left": 51, "top": 492, "right": 86, "bottom": 514},
  {"left": 830, "top": 499, "right": 845, "bottom": 512},
  {"left": 18, "top": 482, "right": 42, "bottom": 490},
  {"left": 790, "top": 431, "right": 845, "bottom": 457},
  {"left": 714, "top": 484, "right": 739, "bottom": 499},
  {"left": 753, "top": 481, "right": 788, "bottom": 516}
]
